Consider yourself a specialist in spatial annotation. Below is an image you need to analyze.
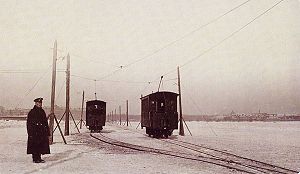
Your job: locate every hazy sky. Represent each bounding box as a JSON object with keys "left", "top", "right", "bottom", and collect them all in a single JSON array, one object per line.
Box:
[{"left": 0, "top": 0, "right": 299, "bottom": 115}]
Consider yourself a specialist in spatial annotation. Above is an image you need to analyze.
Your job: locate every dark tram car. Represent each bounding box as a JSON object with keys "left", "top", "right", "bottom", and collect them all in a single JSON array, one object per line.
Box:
[
  {"left": 86, "top": 100, "right": 106, "bottom": 133},
  {"left": 141, "top": 91, "right": 178, "bottom": 138}
]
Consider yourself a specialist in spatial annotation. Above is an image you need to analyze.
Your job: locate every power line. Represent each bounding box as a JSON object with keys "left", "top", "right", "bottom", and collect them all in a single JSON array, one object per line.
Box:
[
  {"left": 141, "top": 0, "right": 286, "bottom": 123},
  {"left": 71, "top": 74, "right": 95, "bottom": 81},
  {"left": 0, "top": 70, "right": 45, "bottom": 74},
  {"left": 158, "top": 0, "right": 286, "bottom": 79},
  {"left": 94, "top": 0, "right": 252, "bottom": 81},
  {"left": 72, "top": 53, "right": 120, "bottom": 68},
  {"left": 71, "top": 74, "right": 149, "bottom": 84},
  {"left": 123, "top": 0, "right": 252, "bottom": 68},
  {"left": 56, "top": 79, "right": 66, "bottom": 100},
  {"left": 98, "top": 0, "right": 284, "bottom": 85},
  {"left": 181, "top": 83, "right": 218, "bottom": 136},
  {"left": 15, "top": 65, "right": 53, "bottom": 108},
  {"left": 137, "top": 0, "right": 286, "bottom": 107},
  {"left": 75, "top": 0, "right": 284, "bottom": 107},
  {"left": 71, "top": 74, "right": 177, "bottom": 85},
  {"left": 0, "top": 70, "right": 65, "bottom": 74},
  {"left": 181, "top": 0, "right": 285, "bottom": 68}
]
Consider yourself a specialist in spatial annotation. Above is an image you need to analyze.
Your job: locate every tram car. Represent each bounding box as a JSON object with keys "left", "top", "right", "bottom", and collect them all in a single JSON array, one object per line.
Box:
[
  {"left": 141, "top": 91, "right": 178, "bottom": 138},
  {"left": 86, "top": 100, "right": 106, "bottom": 132}
]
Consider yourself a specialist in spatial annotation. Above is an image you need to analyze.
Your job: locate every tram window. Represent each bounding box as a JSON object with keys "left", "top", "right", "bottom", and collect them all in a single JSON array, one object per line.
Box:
[
  {"left": 156, "top": 101, "right": 165, "bottom": 113},
  {"left": 170, "top": 100, "right": 175, "bottom": 110}
]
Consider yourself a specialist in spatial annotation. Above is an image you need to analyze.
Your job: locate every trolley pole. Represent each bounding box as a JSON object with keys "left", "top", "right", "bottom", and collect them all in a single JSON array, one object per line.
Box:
[
  {"left": 49, "top": 40, "right": 57, "bottom": 144},
  {"left": 126, "top": 100, "right": 129, "bottom": 126},
  {"left": 177, "top": 66, "right": 185, "bottom": 136},
  {"left": 80, "top": 91, "right": 84, "bottom": 129},
  {"left": 64, "top": 53, "right": 70, "bottom": 136}
]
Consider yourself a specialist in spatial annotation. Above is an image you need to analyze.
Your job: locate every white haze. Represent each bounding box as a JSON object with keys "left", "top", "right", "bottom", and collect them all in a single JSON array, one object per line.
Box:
[{"left": 0, "top": 0, "right": 299, "bottom": 115}]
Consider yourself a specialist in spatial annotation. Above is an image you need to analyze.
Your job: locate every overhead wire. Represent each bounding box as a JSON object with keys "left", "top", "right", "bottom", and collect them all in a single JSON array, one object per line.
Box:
[
  {"left": 122, "top": 0, "right": 252, "bottom": 68},
  {"left": 154, "top": 0, "right": 286, "bottom": 136},
  {"left": 71, "top": 74, "right": 177, "bottom": 84},
  {"left": 94, "top": 0, "right": 252, "bottom": 81},
  {"left": 154, "top": 0, "right": 286, "bottom": 81},
  {"left": 56, "top": 79, "right": 66, "bottom": 101},
  {"left": 26, "top": 0, "right": 284, "bottom": 116},
  {"left": 180, "top": 0, "right": 286, "bottom": 69},
  {"left": 15, "top": 65, "right": 53, "bottom": 108},
  {"left": 0, "top": 70, "right": 45, "bottom": 74},
  {"left": 72, "top": 53, "right": 120, "bottom": 68},
  {"left": 181, "top": 83, "right": 218, "bottom": 136},
  {"left": 100, "top": 0, "right": 285, "bottom": 89},
  {"left": 134, "top": 0, "right": 286, "bottom": 122},
  {"left": 71, "top": 0, "right": 285, "bottom": 118},
  {"left": 172, "top": 32, "right": 291, "bottom": 120},
  {"left": 2, "top": 47, "right": 69, "bottom": 109}
]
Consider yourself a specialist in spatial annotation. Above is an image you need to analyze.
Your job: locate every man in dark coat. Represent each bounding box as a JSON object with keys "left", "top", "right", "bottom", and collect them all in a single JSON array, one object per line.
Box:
[{"left": 26, "top": 97, "right": 50, "bottom": 163}]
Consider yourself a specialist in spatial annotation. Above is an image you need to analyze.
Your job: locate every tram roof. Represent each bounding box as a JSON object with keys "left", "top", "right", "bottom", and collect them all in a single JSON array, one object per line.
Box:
[
  {"left": 86, "top": 100, "right": 106, "bottom": 104},
  {"left": 140, "top": 91, "right": 178, "bottom": 100}
]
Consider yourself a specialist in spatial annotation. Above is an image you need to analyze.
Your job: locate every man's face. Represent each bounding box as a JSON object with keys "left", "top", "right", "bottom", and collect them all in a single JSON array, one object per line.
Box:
[{"left": 35, "top": 102, "right": 42, "bottom": 108}]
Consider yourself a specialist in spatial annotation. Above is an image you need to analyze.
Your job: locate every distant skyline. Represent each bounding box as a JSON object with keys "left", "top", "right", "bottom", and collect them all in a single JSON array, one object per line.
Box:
[{"left": 0, "top": 0, "right": 299, "bottom": 115}]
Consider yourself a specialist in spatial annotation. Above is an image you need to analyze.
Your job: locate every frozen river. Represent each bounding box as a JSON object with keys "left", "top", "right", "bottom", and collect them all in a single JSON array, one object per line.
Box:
[
  {"left": 0, "top": 120, "right": 299, "bottom": 173},
  {"left": 133, "top": 121, "right": 300, "bottom": 170}
]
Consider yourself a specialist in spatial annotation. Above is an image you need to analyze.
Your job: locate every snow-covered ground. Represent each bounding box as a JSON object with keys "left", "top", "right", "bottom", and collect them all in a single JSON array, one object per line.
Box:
[{"left": 0, "top": 120, "right": 299, "bottom": 174}]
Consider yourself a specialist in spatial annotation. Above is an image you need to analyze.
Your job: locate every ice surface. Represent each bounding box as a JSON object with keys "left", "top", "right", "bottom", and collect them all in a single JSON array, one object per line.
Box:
[{"left": 0, "top": 120, "right": 299, "bottom": 174}]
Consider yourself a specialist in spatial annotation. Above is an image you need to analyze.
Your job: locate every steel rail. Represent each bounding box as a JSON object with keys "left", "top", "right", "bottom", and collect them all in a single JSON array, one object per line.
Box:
[
  {"left": 90, "top": 133, "right": 268, "bottom": 174},
  {"left": 111, "top": 124, "right": 298, "bottom": 174},
  {"left": 167, "top": 139, "right": 298, "bottom": 174}
]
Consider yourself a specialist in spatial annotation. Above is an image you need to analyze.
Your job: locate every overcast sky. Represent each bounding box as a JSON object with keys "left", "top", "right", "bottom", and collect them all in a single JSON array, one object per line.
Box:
[{"left": 0, "top": 0, "right": 299, "bottom": 115}]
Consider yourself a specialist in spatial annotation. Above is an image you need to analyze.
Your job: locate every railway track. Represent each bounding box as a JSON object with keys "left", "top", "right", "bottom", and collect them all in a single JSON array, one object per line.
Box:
[
  {"left": 90, "top": 132, "right": 297, "bottom": 174},
  {"left": 161, "top": 139, "right": 298, "bottom": 174},
  {"left": 114, "top": 124, "right": 298, "bottom": 173}
]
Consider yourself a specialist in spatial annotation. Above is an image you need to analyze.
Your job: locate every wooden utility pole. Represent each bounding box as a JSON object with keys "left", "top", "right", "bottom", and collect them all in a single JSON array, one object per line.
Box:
[
  {"left": 177, "top": 66, "right": 184, "bottom": 136},
  {"left": 65, "top": 53, "right": 70, "bottom": 136},
  {"left": 126, "top": 100, "right": 129, "bottom": 126},
  {"left": 49, "top": 40, "right": 57, "bottom": 144},
  {"left": 119, "top": 105, "right": 121, "bottom": 125},
  {"left": 80, "top": 91, "right": 84, "bottom": 129}
]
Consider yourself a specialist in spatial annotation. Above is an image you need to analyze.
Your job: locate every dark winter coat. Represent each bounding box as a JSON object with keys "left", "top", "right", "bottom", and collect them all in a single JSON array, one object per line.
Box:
[{"left": 26, "top": 105, "right": 50, "bottom": 154}]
